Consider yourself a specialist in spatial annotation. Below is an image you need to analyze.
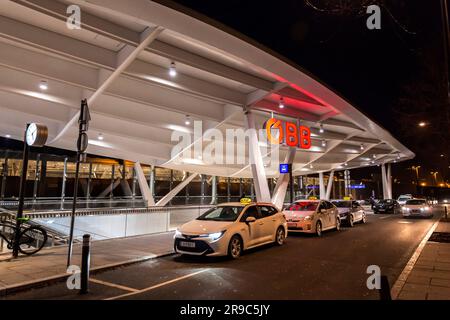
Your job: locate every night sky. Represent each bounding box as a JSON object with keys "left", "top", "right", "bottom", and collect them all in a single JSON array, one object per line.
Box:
[{"left": 168, "top": 0, "right": 450, "bottom": 187}]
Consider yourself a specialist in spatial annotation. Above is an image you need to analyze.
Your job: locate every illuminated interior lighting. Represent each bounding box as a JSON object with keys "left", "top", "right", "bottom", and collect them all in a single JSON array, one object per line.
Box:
[
  {"left": 185, "top": 115, "right": 191, "bottom": 126},
  {"left": 169, "top": 62, "right": 177, "bottom": 77},
  {"left": 98, "top": 133, "right": 104, "bottom": 141},
  {"left": 39, "top": 80, "right": 48, "bottom": 91},
  {"left": 279, "top": 97, "right": 285, "bottom": 109},
  {"left": 319, "top": 124, "right": 324, "bottom": 134}
]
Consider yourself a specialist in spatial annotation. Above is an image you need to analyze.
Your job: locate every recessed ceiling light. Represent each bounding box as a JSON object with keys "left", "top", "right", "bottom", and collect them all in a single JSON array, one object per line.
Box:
[
  {"left": 321, "top": 139, "right": 326, "bottom": 147},
  {"left": 185, "top": 115, "right": 191, "bottom": 126},
  {"left": 319, "top": 124, "right": 324, "bottom": 134},
  {"left": 279, "top": 97, "right": 285, "bottom": 109},
  {"left": 98, "top": 133, "right": 104, "bottom": 141},
  {"left": 39, "top": 80, "right": 48, "bottom": 91},
  {"left": 360, "top": 144, "right": 364, "bottom": 151},
  {"left": 5, "top": 134, "right": 11, "bottom": 138},
  {"left": 169, "top": 62, "right": 177, "bottom": 77}
]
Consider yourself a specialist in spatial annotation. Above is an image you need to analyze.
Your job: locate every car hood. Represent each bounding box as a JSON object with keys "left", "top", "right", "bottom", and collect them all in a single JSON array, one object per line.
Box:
[
  {"left": 336, "top": 208, "right": 350, "bottom": 214},
  {"left": 404, "top": 205, "right": 427, "bottom": 209},
  {"left": 179, "top": 219, "right": 232, "bottom": 235},
  {"left": 283, "top": 210, "right": 315, "bottom": 218}
]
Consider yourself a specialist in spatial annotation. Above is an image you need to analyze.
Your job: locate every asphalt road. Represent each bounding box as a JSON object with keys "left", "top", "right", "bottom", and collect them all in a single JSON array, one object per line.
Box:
[{"left": 4, "top": 211, "right": 440, "bottom": 300}]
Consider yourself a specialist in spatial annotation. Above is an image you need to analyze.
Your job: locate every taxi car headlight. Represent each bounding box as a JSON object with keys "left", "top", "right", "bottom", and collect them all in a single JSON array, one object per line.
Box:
[
  {"left": 304, "top": 215, "right": 313, "bottom": 221},
  {"left": 174, "top": 229, "right": 182, "bottom": 238},
  {"left": 421, "top": 207, "right": 430, "bottom": 212},
  {"left": 200, "top": 231, "right": 225, "bottom": 241},
  {"left": 402, "top": 207, "right": 410, "bottom": 212}
]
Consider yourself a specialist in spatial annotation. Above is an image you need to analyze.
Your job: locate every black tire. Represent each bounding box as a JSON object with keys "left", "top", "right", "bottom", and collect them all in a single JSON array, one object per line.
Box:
[
  {"left": 348, "top": 214, "right": 354, "bottom": 227},
  {"left": 275, "top": 227, "right": 285, "bottom": 246},
  {"left": 18, "top": 226, "right": 47, "bottom": 255},
  {"left": 315, "top": 221, "right": 322, "bottom": 237},
  {"left": 228, "top": 235, "right": 243, "bottom": 259},
  {"left": 361, "top": 214, "right": 366, "bottom": 224},
  {"left": 336, "top": 218, "right": 341, "bottom": 231}
]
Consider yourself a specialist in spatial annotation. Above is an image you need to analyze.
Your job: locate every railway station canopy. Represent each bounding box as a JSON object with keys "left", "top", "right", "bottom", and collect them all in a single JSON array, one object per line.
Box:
[{"left": 0, "top": 0, "right": 414, "bottom": 179}]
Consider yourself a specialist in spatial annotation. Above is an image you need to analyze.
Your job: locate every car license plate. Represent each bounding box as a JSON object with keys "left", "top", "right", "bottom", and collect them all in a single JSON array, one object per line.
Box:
[
  {"left": 180, "top": 241, "right": 195, "bottom": 248},
  {"left": 379, "top": 209, "right": 385, "bottom": 211},
  {"left": 288, "top": 222, "right": 297, "bottom": 227},
  {"left": 412, "top": 210, "right": 420, "bottom": 214}
]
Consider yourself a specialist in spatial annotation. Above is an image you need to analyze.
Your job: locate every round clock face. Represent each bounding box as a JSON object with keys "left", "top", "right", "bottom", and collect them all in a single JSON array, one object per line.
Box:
[
  {"left": 25, "top": 123, "right": 48, "bottom": 147},
  {"left": 26, "top": 123, "right": 38, "bottom": 146}
]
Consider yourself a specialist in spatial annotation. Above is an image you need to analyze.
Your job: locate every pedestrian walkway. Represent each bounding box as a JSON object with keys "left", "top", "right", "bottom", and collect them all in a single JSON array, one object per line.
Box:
[
  {"left": 394, "top": 208, "right": 450, "bottom": 300},
  {"left": 0, "top": 231, "right": 175, "bottom": 295}
]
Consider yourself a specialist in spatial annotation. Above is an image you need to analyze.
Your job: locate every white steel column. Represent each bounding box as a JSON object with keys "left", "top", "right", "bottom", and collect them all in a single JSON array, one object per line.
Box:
[
  {"left": 244, "top": 111, "right": 271, "bottom": 202},
  {"left": 319, "top": 172, "right": 326, "bottom": 200},
  {"left": 386, "top": 163, "right": 393, "bottom": 199},
  {"left": 156, "top": 173, "right": 198, "bottom": 207},
  {"left": 134, "top": 162, "right": 155, "bottom": 207},
  {"left": 381, "top": 164, "right": 388, "bottom": 200},
  {"left": 325, "top": 171, "right": 335, "bottom": 200},
  {"left": 210, "top": 176, "right": 217, "bottom": 205},
  {"left": 272, "top": 147, "right": 296, "bottom": 209}
]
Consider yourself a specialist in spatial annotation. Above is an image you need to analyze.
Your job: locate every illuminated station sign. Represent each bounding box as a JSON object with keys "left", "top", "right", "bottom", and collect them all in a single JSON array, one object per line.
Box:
[{"left": 264, "top": 118, "right": 311, "bottom": 149}]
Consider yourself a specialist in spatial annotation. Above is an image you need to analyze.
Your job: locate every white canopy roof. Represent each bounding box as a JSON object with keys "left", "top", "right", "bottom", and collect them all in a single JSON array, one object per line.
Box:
[{"left": 0, "top": 0, "right": 414, "bottom": 178}]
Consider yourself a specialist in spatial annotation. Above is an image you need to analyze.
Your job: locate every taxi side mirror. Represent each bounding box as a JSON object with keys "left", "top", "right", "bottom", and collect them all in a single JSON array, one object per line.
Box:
[
  {"left": 246, "top": 216, "right": 256, "bottom": 223},
  {"left": 320, "top": 209, "right": 327, "bottom": 214}
]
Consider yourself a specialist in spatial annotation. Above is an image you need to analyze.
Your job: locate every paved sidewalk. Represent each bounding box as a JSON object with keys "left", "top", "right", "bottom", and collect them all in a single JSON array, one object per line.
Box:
[
  {"left": 0, "top": 232, "right": 175, "bottom": 295},
  {"left": 396, "top": 211, "right": 450, "bottom": 300}
]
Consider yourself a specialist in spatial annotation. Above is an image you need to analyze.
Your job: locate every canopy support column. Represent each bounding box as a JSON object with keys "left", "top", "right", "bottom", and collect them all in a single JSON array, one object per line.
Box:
[
  {"left": 325, "top": 171, "right": 335, "bottom": 201},
  {"left": 319, "top": 172, "right": 326, "bottom": 200},
  {"left": 134, "top": 162, "right": 155, "bottom": 207},
  {"left": 244, "top": 111, "right": 271, "bottom": 202},
  {"left": 272, "top": 147, "right": 296, "bottom": 209}
]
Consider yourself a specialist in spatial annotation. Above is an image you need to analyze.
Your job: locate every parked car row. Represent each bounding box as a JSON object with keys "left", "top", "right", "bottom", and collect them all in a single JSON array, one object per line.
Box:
[{"left": 174, "top": 198, "right": 367, "bottom": 259}]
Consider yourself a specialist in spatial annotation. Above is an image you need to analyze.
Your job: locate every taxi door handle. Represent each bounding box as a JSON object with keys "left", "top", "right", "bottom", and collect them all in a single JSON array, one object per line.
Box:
[{"left": 259, "top": 222, "right": 264, "bottom": 226}]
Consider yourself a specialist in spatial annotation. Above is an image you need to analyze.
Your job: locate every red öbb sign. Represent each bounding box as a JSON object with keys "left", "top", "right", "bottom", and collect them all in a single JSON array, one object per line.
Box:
[{"left": 264, "top": 118, "right": 311, "bottom": 149}]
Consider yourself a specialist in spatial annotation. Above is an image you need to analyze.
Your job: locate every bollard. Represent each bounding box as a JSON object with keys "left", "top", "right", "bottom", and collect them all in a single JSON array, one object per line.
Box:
[
  {"left": 80, "top": 234, "right": 91, "bottom": 294},
  {"left": 379, "top": 275, "right": 392, "bottom": 300}
]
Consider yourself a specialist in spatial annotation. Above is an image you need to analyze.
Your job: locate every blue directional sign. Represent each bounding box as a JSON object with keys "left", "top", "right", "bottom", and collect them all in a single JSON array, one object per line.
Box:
[
  {"left": 349, "top": 184, "right": 366, "bottom": 189},
  {"left": 279, "top": 163, "right": 289, "bottom": 174}
]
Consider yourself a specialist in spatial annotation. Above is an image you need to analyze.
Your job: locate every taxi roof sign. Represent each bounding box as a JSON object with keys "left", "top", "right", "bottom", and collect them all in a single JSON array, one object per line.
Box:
[
  {"left": 308, "top": 196, "right": 318, "bottom": 200},
  {"left": 240, "top": 198, "right": 252, "bottom": 205}
]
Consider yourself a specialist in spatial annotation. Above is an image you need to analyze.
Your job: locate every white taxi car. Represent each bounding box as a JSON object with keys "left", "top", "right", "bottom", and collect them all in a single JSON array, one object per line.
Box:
[
  {"left": 402, "top": 199, "right": 433, "bottom": 218},
  {"left": 283, "top": 200, "right": 341, "bottom": 236},
  {"left": 174, "top": 202, "right": 287, "bottom": 259}
]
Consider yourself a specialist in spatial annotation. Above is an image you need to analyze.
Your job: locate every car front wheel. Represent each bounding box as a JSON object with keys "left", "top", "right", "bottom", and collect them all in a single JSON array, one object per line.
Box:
[
  {"left": 275, "top": 227, "right": 286, "bottom": 246},
  {"left": 336, "top": 218, "right": 341, "bottom": 231},
  {"left": 348, "top": 214, "right": 354, "bottom": 227},
  {"left": 316, "top": 221, "right": 322, "bottom": 237},
  {"left": 361, "top": 214, "right": 366, "bottom": 224},
  {"left": 228, "top": 235, "right": 243, "bottom": 259}
]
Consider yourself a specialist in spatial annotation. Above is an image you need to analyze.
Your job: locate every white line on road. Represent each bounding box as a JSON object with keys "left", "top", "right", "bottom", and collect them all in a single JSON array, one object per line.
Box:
[
  {"left": 390, "top": 218, "right": 440, "bottom": 299},
  {"left": 90, "top": 278, "right": 139, "bottom": 293},
  {"left": 105, "top": 269, "right": 209, "bottom": 300},
  {"left": 379, "top": 215, "right": 393, "bottom": 219}
]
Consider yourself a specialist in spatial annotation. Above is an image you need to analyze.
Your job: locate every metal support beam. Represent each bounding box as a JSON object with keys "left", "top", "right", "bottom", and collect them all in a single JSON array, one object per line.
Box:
[
  {"left": 134, "top": 162, "right": 155, "bottom": 207},
  {"left": 211, "top": 176, "right": 217, "bottom": 205},
  {"left": 49, "top": 26, "right": 164, "bottom": 144},
  {"left": 387, "top": 163, "right": 392, "bottom": 199},
  {"left": 381, "top": 164, "right": 388, "bottom": 200},
  {"left": 156, "top": 173, "right": 198, "bottom": 207},
  {"left": 319, "top": 172, "right": 326, "bottom": 200},
  {"left": 149, "top": 166, "right": 155, "bottom": 198},
  {"left": 272, "top": 147, "right": 296, "bottom": 209},
  {"left": 244, "top": 111, "right": 271, "bottom": 202},
  {"left": 61, "top": 157, "right": 68, "bottom": 202},
  {"left": 325, "top": 171, "right": 335, "bottom": 201}
]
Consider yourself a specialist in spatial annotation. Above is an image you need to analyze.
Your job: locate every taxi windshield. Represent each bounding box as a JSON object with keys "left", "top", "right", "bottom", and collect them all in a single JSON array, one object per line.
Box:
[
  {"left": 332, "top": 201, "right": 351, "bottom": 208},
  {"left": 406, "top": 199, "right": 426, "bottom": 205},
  {"left": 197, "top": 206, "right": 244, "bottom": 222},
  {"left": 286, "top": 201, "right": 318, "bottom": 211}
]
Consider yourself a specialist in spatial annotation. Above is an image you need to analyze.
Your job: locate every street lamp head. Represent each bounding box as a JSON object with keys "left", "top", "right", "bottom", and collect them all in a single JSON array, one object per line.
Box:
[{"left": 418, "top": 121, "right": 427, "bottom": 127}]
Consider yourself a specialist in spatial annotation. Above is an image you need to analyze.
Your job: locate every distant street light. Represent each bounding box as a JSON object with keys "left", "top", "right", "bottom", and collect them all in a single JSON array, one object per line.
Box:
[{"left": 418, "top": 122, "right": 427, "bottom": 127}]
